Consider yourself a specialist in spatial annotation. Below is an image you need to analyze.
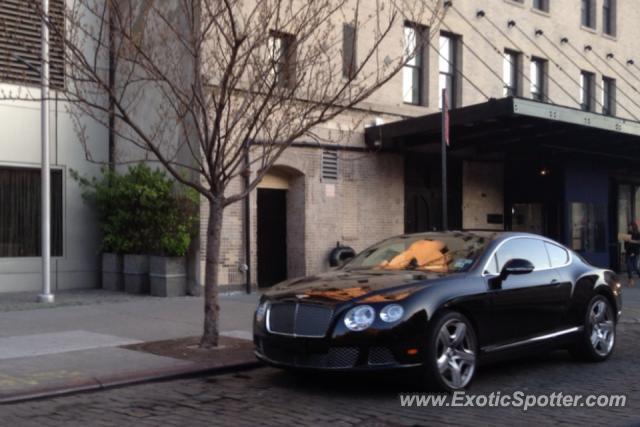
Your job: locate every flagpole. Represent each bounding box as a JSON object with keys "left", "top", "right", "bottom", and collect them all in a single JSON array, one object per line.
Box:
[
  {"left": 38, "top": 0, "right": 54, "bottom": 304},
  {"left": 441, "top": 88, "right": 448, "bottom": 231}
]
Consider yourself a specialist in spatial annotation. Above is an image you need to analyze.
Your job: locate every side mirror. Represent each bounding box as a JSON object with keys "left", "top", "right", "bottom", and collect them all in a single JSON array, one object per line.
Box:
[
  {"left": 500, "top": 258, "right": 535, "bottom": 280},
  {"left": 489, "top": 258, "right": 535, "bottom": 290}
]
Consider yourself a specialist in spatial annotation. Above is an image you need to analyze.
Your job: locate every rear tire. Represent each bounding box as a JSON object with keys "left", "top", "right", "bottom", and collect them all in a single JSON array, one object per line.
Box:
[
  {"left": 421, "top": 311, "right": 477, "bottom": 392},
  {"left": 570, "top": 295, "right": 616, "bottom": 362}
]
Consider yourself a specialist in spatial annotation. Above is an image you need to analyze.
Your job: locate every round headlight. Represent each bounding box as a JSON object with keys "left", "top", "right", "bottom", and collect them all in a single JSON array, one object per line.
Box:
[
  {"left": 380, "top": 304, "right": 404, "bottom": 323},
  {"left": 256, "top": 300, "right": 270, "bottom": 323},
  {"left": 344, "top": 305, "right": 375, "bottom": 331}
]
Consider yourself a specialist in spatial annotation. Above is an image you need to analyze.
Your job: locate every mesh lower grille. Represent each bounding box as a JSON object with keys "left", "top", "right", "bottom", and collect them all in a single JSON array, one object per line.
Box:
[
  {"left": 368, "top": 347, "right": 397, "bottom": 366},
  {"left": 260, "top": 342, "right": 359, "bottom": 369},
  {"left": 326, "top": 347, "right": 360, "bottom": 368}
]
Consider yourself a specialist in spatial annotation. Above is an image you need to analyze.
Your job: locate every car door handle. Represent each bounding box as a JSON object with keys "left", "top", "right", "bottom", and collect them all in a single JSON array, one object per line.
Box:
[{"left": 550, "top": 279, "right": 559, "bottom": 284}]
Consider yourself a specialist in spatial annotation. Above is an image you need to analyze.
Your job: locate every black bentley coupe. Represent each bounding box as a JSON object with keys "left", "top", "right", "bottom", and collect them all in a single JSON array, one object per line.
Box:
[{"left": 253, "top": 231, "right": 622, "bottom": 391}]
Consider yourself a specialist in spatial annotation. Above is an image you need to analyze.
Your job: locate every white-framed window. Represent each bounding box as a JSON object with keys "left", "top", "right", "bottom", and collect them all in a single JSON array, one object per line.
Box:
[
  {"left": 403, "top": 22, "right": 427, "bottom": 105},
  {"left": 503, "top": 49, "right": 521, "bottom": 97},
  {"left": 342, "top": 23, "right": 357, "bottom": 79},
  {"left": 603, "top": 0, "right": 616, "bottom": 36},
  {"left": 269, "top": 31, "right": 296, "bottom": 88},
  {"left": 580, "top": 70, "right": 595, "bottom": 111},
  {"left": 0, "top": 166, "right": 64, "bottom": 257},
  {"left": 533, "top": 0, "right": 550, "bottom": 12},
  {"left": 581, "top": 0, "right": 596, "bottom": 28},
  {"left": 438, "top": 33, "right": 458, "bottom": 109},
  {"left": 530, "top": 57, "right": 547, "bottom": 101},
  {"left": 602, "top": 76, "right": 616, "bottom": 116}
]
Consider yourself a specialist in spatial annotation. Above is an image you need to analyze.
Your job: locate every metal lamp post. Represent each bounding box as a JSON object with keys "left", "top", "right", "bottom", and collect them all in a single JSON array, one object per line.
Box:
[{"left": 37, "top": 0, "right": 54, "bottom": 304}]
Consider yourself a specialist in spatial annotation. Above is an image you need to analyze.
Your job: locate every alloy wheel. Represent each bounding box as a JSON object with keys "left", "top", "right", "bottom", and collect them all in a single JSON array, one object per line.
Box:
[
  {"left": 589, "top": 300, "right": 615, "bottom": 357},
  {"left": 435, "top": 319, "right": 476, "bottom": 389}
]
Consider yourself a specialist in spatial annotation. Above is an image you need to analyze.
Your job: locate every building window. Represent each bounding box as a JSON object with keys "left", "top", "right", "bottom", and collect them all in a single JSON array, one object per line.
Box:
[
  {"left": 533, "top": 0, "right": 549, "bottom": 12},
  {"left": 503, "top": 49, "right": 521, "bottom": 97},
  {"left": 530, "top": 57, "right": 547, "bottom": 101},
  {"left": 602, "top": 76, "right": 616, "bottom": 115},
  {"left": 580, "top": 70, "right": 595, "bottom": 111},
  {"left": 403, "top": 23, "right": 427, "bottom": 105},
  {"left": 269, "top": 31, "right": 296, "bottom": 88},
  {"left": 342, "top": 23, "right": 357, "bottom": 79},
  {"left": 570, "top": 202, "right": 605, "bottom": 252},
  {"left": 438, "top": 33, "right": 458, "bottom": 109},
  {"left": 581, "top": 0, "right": 596, "bottom": 28},
  {"left": 0, "top": 167, "right": 63, "bottom": 257},
  {"left": 603, "top": 0, "right": 616, "bottom": 36},
  {"left": 0, "top": 0, "right": 65, "bottom": 89}
]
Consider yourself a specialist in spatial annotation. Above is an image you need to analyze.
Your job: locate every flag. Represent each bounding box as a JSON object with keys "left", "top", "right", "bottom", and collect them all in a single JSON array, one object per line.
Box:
[{"left": 442, "top": 88, "right": 450, "bottom": 146}]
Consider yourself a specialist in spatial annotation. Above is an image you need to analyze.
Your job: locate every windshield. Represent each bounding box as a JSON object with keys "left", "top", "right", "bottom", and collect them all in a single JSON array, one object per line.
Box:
[{"left": 344, "top": 233, "right": 493, "bottom": 273}]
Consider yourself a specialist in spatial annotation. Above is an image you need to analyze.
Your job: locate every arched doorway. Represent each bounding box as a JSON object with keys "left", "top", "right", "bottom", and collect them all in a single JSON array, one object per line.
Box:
[{"left": 256, "top": 166, "right": 305, "bottom": 287}]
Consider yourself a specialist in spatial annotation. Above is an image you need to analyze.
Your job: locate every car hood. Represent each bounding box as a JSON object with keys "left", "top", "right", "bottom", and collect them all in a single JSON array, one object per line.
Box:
[{"left": 264, "top": 269, "right": 457, "bottom": 305}]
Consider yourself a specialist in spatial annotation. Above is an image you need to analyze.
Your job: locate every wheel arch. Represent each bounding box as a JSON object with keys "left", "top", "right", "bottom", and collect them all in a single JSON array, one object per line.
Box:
[
  {"left": 593, "top": 285, "right": 619, "bottom": 321},
  {"left": 429, "top": 302, "right": 481, "bottom": 344}
]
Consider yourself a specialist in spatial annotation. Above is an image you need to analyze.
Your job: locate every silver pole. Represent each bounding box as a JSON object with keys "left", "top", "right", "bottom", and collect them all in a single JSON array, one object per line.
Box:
[{"left": 38, "top": 0, "right": 54, "bottom": 304}]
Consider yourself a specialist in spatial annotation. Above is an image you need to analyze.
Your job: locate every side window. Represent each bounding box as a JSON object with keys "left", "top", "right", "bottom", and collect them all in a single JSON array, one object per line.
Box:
[
  {"left": 484, "top": 254, "right": 499, "bottom": 275},
  {"left": 545, "top": 242, "right": 569, "bottom": 267},
  {"left": 495, "top": 238, "right": 551, "bottom": 271}
]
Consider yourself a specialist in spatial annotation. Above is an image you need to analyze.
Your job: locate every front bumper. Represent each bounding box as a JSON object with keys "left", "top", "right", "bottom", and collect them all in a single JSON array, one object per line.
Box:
[{"left": 253, "top": 332, "right": 424, "bottom": 371}]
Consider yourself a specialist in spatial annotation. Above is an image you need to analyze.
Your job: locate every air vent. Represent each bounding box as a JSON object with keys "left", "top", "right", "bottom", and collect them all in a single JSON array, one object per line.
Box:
[
  {"left": 0, "top": 0, "right": 65, "bottom": 89},
  {"left": 321, "top": 150, "right": 338, "bottom": 181}
]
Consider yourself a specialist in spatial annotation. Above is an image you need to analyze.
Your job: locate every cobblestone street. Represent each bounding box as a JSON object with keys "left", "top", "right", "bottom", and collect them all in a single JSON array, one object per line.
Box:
[{"left": 1, "top": 318, "right": 638, "bottom": 427}]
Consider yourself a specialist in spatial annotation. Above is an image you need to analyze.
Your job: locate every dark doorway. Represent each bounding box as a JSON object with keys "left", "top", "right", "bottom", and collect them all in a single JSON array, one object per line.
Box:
[
  {"left": 404, "top": 154, "right": 462, "bottom": 233},
  {"left": 504, "top": 155, "right": 563, "bottom": 242},
  {"left": 257, "top": 188, "right": 288, "bottom": 287}
]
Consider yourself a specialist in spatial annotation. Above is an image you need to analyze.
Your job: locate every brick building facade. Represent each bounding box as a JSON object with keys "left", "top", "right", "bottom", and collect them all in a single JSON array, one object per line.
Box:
[
  {"left": 207, "top": 0, "right": 640, "bottom": 290},
  {"left": 2, "top": 0, "right": 638, "bottom": 293}
]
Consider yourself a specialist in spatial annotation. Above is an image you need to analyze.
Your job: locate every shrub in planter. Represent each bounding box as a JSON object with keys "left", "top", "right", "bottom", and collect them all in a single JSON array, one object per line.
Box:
[
  {"left": 102, "top": 253, "right": 124, "bottom": 291},
  {"left": 74, "top": 165, "right": 196, "bottom": 294},
  {"left": 150, "top": 192, "right": 198, "bottom": 297},
  {"left": 74, "top": 167, "right": 130, "bottom": 291}
]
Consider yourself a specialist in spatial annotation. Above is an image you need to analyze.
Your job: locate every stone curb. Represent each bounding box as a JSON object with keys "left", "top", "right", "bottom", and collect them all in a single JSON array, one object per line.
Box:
[{"left": 0, "top": 360, "right": 263, "bottom": 405}]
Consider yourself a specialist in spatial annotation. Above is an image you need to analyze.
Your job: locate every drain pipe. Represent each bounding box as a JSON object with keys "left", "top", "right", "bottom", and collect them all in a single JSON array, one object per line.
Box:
[{"left": 243, "top": 145, "right": 252, "bottom": 294}]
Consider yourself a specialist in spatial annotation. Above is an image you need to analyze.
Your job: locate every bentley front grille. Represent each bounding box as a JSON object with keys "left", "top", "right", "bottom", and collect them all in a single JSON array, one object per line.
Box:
[{"left": 267, "top": 302, "right": 333, "bottom": 338}]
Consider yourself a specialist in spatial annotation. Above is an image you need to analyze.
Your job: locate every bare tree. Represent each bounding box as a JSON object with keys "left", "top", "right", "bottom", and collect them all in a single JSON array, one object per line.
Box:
[{"left": 22, "top": 0, "right": 443, "bottom": 347}]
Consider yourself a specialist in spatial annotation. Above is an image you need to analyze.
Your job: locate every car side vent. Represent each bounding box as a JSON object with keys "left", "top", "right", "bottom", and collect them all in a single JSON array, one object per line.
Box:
[{"left": 321, "top": 150, "right": 338, "bottom": 181}]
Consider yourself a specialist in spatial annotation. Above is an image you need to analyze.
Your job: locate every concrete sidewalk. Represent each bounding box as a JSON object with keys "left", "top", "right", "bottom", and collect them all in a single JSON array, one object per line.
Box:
[{"left": 0, "top": 290, "right": 261, "bottom": 403}]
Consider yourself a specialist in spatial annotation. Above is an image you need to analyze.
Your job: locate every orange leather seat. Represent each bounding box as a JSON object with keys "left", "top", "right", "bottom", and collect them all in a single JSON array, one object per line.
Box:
[{"left": 379, "top": 240, "right": 448, "bottom": 271}]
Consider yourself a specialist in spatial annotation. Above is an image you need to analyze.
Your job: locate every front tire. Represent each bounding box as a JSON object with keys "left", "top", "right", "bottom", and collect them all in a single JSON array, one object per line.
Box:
[
  {"left": 570, "top": 295, "right": 616, "bottom": 362},
  {"left": 422, "top": 311, "right": 477, "bottom": 392}
]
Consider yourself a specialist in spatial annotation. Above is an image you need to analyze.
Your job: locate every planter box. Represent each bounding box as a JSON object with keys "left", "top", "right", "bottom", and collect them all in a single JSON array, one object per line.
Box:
[
  {"left": 123, "top": 254, "right": 150, "bottom": 294},
  {"left": 150, "top": 256, "right": 187, "bottom": 297},
  {"left": 102, "top": 253, "right": 123, "bottom": 291}
]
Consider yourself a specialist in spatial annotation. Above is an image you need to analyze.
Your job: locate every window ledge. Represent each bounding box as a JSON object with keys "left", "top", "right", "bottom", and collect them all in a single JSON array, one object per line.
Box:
[
  {"left": 602, "top": 32, "right": 617, "bottom": 41},
  {"left": 530, "top": 7, "right": 550, "bottom": 17},
  {"left": 503, "top": 0, "right": 526, "bottom": 8},
  {"left": 401, "top": 101, "right": 430, "bottom": 111},
  {"left": 580, "top": 25, "right": 598, "bottom": 34}
]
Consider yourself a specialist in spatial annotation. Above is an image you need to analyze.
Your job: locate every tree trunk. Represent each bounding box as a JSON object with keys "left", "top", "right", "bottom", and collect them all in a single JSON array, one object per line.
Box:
[{"left": 200, "top": 198, "right": 223, "bottom": 348}]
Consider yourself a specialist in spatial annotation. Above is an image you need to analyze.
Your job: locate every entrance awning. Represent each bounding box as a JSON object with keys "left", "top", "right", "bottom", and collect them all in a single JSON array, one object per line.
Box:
[{"left": 364, "top": 97, "right": 640, "bottom": 160}]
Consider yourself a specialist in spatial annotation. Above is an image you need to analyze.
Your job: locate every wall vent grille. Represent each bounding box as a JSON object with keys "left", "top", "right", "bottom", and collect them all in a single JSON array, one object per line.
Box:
[{"left": 321, "top": 150, "right": 338, "bottom": 181}]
